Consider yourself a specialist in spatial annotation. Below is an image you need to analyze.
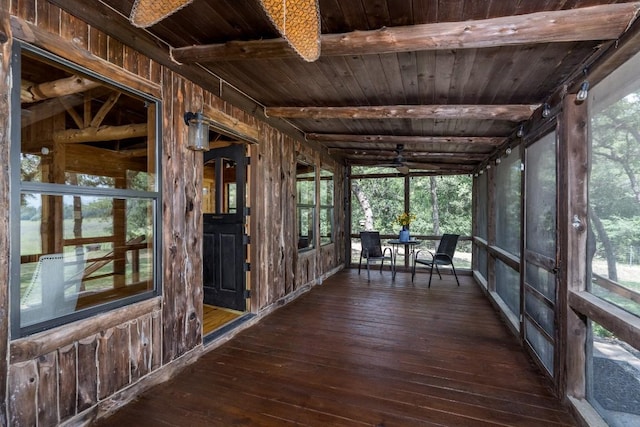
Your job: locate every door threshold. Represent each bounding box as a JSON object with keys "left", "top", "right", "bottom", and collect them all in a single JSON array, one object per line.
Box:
[{"left": 203, "top": 312, "right": 256, "bottom": 346}]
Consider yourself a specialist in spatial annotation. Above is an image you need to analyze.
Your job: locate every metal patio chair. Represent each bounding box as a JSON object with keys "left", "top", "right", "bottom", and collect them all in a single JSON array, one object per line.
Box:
[
  {"left": 358, "top": 231, "right": 393, "bottom": 281},
  {"left": 412, "top": 234, "right": 460, "bottom": 287}
]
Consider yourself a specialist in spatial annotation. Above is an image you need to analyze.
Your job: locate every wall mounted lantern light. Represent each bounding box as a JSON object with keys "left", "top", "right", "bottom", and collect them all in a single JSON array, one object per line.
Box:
[{"left": 184, "top": 111, "right": 210, "bottom": 151}]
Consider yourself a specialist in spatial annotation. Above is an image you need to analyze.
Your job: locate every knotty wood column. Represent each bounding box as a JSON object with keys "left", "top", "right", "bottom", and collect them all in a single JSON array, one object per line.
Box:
[{"left": 560, "top": 94, "right": 589, "bottom": 399}]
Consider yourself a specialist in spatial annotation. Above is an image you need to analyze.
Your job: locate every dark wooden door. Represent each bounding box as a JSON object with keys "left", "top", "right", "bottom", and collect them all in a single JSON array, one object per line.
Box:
[{"left": 202, "top": 145, "right": 246, "bottom": 311}]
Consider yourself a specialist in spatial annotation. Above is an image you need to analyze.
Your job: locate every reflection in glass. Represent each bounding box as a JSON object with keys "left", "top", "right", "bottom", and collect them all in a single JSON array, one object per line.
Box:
[
  {"left": 20, "top": 194, "right": 154, "bottom": 326},
  {"left": 320, "top": 169, "right": 334, "bottom": 245},
  {"left": 297, "top": 162, "right": 316, "bottom": 250}
]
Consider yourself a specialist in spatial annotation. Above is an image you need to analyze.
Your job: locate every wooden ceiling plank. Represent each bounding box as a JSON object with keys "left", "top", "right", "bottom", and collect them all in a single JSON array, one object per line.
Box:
[
  {"left": 267, "top": 104, "right": 538, "bottom": 121},
  {"left": 307, "top": 133, "right": 505, "bottom": 145},
  {"left": 171, "top": 3, "right": 640, "bottom": 62}
]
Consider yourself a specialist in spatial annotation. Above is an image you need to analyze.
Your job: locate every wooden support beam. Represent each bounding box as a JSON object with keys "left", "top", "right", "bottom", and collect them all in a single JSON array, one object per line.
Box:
[
  {"left": 52, "top": 123, "right": 148, "bottom": 144},
  {"left": 338, "top": 150, "right": 487, "bottom": 161},
  {"left": 172, "top": 3, "right": 640, "bottom": 62},
  {"left": 21, "top": 94, "right": 80, "bottom": 127},
  {"left": 21, "top": 76, "right": 101, "bottom": 103},
  {"left": 307, "top": 134, "right": 505, "bottom": 146},
  {"left": 90, "top": 92, "right": 121, "bottom": 128},
  {"left": 266, "top": 105, "right": 537, "bottom": 121},
  {"left": 202, "top": 104, "right": 259, "bottom": 143}
]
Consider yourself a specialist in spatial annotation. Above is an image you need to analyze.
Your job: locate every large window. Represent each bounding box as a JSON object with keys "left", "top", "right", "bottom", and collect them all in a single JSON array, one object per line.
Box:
[
  {"left": 296, "top": 161, "right": 315, "bottom": 251},
  {"left": 12, "top": 44, "right": 160, "bottom": 336},
  {"left": 319, "top": 169, "right": 334, "bottom": 245}
]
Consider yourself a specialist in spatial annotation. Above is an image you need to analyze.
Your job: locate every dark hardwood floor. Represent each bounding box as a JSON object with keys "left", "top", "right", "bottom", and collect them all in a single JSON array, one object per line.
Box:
[{"left": 95, "top": 269, "right": 576, "bottom": 426}]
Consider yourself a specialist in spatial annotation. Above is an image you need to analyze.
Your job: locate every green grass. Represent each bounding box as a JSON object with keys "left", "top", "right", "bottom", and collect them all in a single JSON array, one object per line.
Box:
[{"left": 20, "top": 218, "right": 111, "bottom": 255}]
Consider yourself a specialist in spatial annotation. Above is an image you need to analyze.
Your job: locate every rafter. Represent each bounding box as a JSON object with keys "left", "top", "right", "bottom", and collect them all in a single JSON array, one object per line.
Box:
[
  {"left": 267, "top": 105, "right": 537, "bottom": 121},
  {"left": 52, "top": 123, "right": 148, "bottom": 144},
  {"left": 21, "top": 76, "right": 101, "bottom": 103},
  {"left": 307, "top": 134, "right": 505, "bottom": 146},
  {"left": 171, "top": 3, "right": 640, "bottom": 62},
  {"left": 333, "top": 148, "right": 487, "bottom": 161}
]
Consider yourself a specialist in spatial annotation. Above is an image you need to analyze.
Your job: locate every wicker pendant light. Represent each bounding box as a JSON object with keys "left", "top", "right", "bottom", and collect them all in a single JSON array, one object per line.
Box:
[
  {"left": 130, "top": 0, "right": 321, "bottom": 62},
  {"left": 130, "top": 0, "right": 193, "bottom": 28},
  {"left": 258, "top": 0, "right": 321, "bottom": 62}
]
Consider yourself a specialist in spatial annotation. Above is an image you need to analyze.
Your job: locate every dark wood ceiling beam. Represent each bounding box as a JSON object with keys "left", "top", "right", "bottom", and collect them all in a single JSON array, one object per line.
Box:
[
  {"left": 52, "top": 123, "right": 148, "bottom": 144},
  {"left": 268, "top": 104, "right": 537, "bottom": 121},
  {"left": 172, "top": 3, "right": 640, "bottom": 62},
  {"left": 335, "top": 149, "right": 487, "bottom": 160},
  {"left": 307, "top": 134, "right": 505, "bottom": 146},
  {"left": 21, "top": 76, "right": 101, "bottom": 103}
]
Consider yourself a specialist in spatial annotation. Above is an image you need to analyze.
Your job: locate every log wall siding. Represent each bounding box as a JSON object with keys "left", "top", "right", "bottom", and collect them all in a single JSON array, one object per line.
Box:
[
  {"left": 3, "top": 1, "right": 345, "bottom": 425},
  {"left": 1, "top": 2, "right": 12, "bottom": 426}
]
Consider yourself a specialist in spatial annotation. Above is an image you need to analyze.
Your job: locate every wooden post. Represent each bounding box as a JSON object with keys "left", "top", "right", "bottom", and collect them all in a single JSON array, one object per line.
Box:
[
  {"left": 560, "top": 94, "right": 589, "bottom": 399},
  {"left": 0, "top": 3, "right": 12, "bottom": 424},
  {"left": 113, "top": 177, "right": 126, "bottom": 288}
]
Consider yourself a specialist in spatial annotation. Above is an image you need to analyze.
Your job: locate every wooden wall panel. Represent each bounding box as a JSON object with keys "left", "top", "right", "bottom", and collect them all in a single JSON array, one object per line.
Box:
[
  {"left": 4, "top": 0, "right": 345, "bottom": 424},
  {"left": 161, "top": 70, "right": 204, "bottom": 364},
  {"left": 0, "top": 2, "right": 11, "bottom": 425},
  {"left": 8, "top": 361, "right": 38, "bottom": 426},
  {"left": 130, "top": 315, "right": 152, "bottom": 382},
  {"left": 36, "top": 352, "right": 58, "bottom": 426},
  {"left": 58, "top": 343, "right": 77, "bottom": 420},
  {"left": 76, "top": 336, "right": 98, "bottom": 412}
]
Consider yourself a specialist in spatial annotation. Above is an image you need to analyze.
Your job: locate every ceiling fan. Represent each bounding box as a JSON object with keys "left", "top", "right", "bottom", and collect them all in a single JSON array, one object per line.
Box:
[
  {"left": 129, "top": 0, "right": 321, "bottom": 61},
  {"left": 374, "top": 144, "right": 411, "bottom": 175}
]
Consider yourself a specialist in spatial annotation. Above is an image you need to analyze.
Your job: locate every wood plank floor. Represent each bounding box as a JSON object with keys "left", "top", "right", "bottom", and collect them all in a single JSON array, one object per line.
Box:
[
  {"left": 202, "top": 304, "right": 243, "bottom": 336},
  {"left": 95, "top": 269, "right": 577, "bottom": 426}
]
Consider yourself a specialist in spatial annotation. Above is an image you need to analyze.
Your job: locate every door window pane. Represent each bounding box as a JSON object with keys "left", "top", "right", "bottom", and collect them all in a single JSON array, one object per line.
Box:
[
  {"left": 495, "top": 149, "right": 521, "bottom": 256},
  {"left": 526, "top": 133, "right": 556, "bottom": 258}
]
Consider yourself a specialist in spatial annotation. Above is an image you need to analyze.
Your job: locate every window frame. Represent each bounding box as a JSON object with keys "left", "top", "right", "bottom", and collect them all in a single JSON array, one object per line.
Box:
[
  {"left": 296, "top": 160, "right": 316, "bottom": 252},
  {"left": 10, "top": 42, "right": 163, "bottom": 338}
]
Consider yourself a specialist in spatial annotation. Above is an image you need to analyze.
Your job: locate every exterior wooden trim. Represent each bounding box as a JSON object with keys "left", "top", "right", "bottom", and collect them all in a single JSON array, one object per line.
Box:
[{"left": 10, "top": 15, "right": 161, "bottom": 98}]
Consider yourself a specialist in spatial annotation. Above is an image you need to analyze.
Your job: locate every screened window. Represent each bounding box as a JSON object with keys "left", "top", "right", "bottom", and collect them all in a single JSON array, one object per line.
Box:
[
  {"left": 319, "top": 169, "right": 334, "bottom": 245},
  {"left": 495, "top": 149, "right": 522, "bottom": 256},
  {"left": 297, "top": 161, "right": 315, "bottom": 251},
  {"left": 584, "top": 49, "right": 640, "bottom": 425},
  {"left": 13, "top": 45, "right": 160, "bottom": 337},
  {"left": 589, "top": 49, "right": 640, "bottom": 318}
]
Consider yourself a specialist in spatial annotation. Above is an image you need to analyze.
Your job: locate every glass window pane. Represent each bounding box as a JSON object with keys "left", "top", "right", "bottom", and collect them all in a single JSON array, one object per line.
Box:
[
  {"left": 320, "top": 170, "right": 334, "bottom": 245},
  {"left": 495, "top": 150, "right": 521, "bottom": 256},
  {"left": 20, "top": 52, "right": 156, "bottom": 191},
  {"left": 297, "top": 162, "right": 315, "bottom": 250},
  {"left": 20, "top": 194, "right": 154, "bottom": 327}
]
